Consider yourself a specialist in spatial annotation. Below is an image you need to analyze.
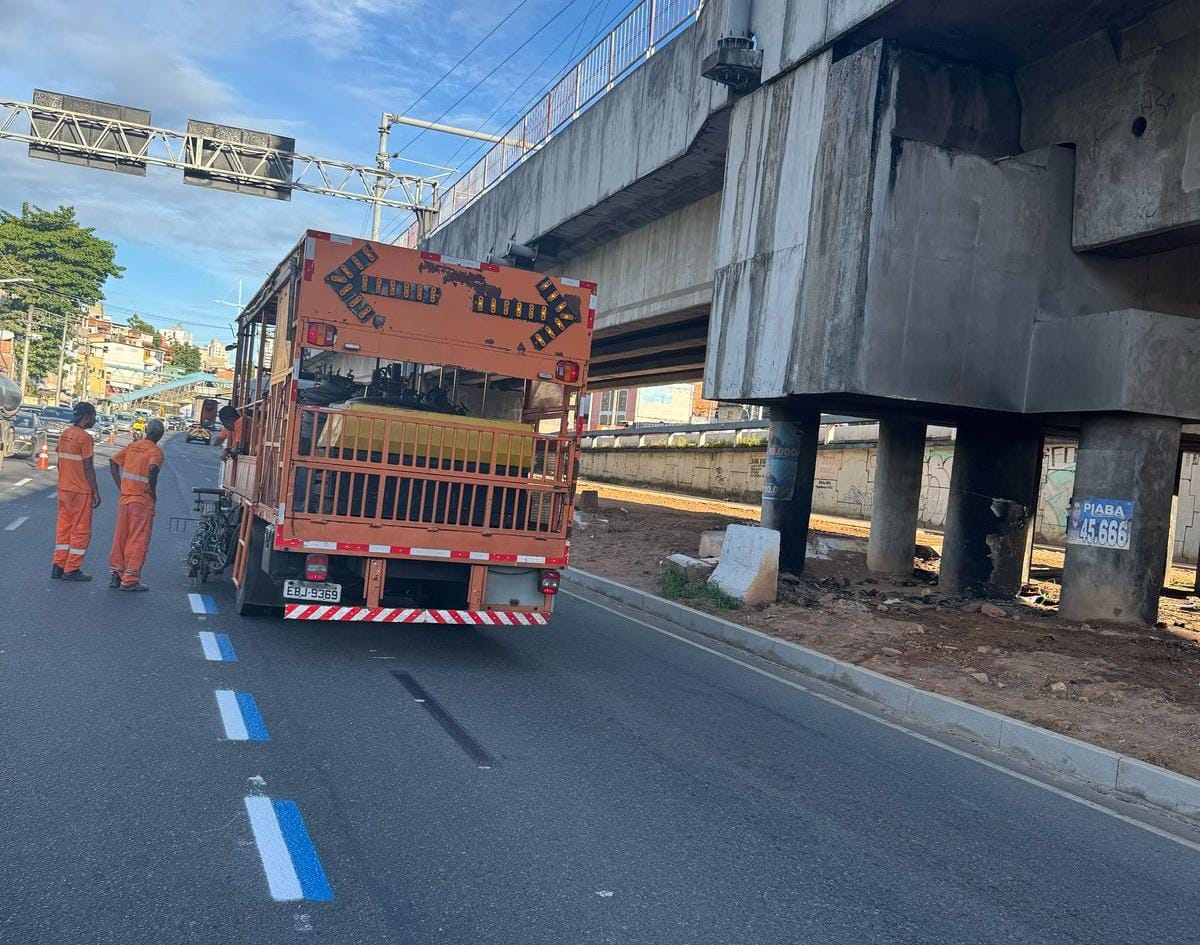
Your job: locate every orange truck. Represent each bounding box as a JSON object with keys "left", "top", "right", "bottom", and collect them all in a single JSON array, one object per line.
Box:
[{"left": 219, "top": 231, "right": 595, "bottom": 624}]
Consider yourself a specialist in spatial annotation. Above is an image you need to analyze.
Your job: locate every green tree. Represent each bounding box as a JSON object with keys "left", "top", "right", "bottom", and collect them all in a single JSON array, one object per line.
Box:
[
  {"left": 168, "top": 342, "right": 203, "bottom": 374},
  {"left": 125, "top": 313, "right": 162, "bottom": 347},
  {"left": 0, "top": 203, "right": 122, "bottom": 391}
]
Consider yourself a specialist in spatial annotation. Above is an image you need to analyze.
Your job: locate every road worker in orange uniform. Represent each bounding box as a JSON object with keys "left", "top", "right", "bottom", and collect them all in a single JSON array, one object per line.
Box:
[
  {"left": 108, "top": 418, "right": 165, "bottom": 592},
  {"left": 52, "top": 401, "right": 102, "bottom": 582},
  {"left": 214, "top": 405, "right": 243, "bottom": 457}
]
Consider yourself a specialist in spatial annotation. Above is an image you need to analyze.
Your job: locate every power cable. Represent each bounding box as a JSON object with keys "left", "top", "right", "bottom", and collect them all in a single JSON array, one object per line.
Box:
[{"left": 379, "top": 0, "right": 632, "bottom": 242}]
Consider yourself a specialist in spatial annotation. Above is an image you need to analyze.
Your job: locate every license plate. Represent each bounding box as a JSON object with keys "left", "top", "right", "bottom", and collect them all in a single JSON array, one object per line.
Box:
[{"left": 283, "top": 580, "right": 342, "bottom": 603}]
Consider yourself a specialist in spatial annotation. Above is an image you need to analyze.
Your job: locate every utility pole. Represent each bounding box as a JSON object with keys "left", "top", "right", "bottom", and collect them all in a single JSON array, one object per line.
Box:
[
  {"left": 371, "top": 114, "right": 391, "bottom": 241},
  {"left": 18, "top": 303, "right": 33, "bottom": 400}
]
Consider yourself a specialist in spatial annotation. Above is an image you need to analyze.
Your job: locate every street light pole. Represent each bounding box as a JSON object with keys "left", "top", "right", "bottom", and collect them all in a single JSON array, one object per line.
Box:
[
  {"left": 55, "top": 312, "right": 71, "bottom": 405},
  {"left": 18, "top": 303, "right": 33, "bottom": 400}
]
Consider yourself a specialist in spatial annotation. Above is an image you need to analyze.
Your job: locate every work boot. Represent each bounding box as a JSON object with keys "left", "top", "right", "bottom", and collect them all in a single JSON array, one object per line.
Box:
[
  {"left": 51, "top": 565, "right": 64, "bottom": 579},
  {"left": 62, "top": 570, "right": 93, "bottom": 582},
  {"left": 109, "top": 571, "right": 121, "bottom": 588},
  {"left": 119, "top": 583, "right": 149, "bottom": 593}
]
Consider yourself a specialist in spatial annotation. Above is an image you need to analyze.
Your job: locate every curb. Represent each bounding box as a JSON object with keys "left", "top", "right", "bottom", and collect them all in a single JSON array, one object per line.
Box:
[{"left": 564, "top": 568, "right": 1200, "bottom": 820}]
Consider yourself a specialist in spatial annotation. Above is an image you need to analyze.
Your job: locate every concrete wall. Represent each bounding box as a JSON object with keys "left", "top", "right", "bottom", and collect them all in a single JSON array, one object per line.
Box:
[
  {"left": 581, "top": 441, "right": 1200, "bottom": 564},
  {"left": 1017, "top": 0, "right": 1200, "bottom": 253},
  {"left": 549, "top": 193, "right": 720, "bottom": 335}
]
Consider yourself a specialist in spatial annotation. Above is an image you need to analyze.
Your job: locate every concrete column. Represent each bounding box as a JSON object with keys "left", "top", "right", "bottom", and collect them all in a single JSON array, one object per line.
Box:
[
  {"left": 1060, "top": 415, "right": 1182, "bottom": 626},
  {"left": 939, "top": 420, "right": 1042, "bottom": 598},
  {"left": 760, "top": 406, "right": 820, "bottom": 574},
  {"left": 867, "top": 418, "right": 927, "bottom": 574}
]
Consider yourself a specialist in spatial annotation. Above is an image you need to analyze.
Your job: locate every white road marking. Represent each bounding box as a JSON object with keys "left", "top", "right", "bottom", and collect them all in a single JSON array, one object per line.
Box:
[
  {"left": 199, "top": 632, "right": 222, "bottom": 661},
  {"left": 244, "top": 796, "right": 304, "bottom": 901},
  {"left": 215, "top": 690, "right": 250, "bottom": 740},
  {"left": 4, "top": 517, "right": 28, "bottom": 531},
  {"left": 564, "top": 589, "right": 1200, "bottom": 856},
  {"left": 13, "top": 477, "right": 31, "bottom": 487}
]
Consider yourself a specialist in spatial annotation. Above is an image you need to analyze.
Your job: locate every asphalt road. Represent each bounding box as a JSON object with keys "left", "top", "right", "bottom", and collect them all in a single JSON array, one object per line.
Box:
[{"left": 1, "top": 434, "right": 1198, "bottom": 944}]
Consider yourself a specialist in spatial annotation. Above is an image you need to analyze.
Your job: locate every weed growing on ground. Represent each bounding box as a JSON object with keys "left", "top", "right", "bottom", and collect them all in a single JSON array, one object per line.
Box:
[{"left": 659, "top": 568, "right": 742, "bottom": 610}]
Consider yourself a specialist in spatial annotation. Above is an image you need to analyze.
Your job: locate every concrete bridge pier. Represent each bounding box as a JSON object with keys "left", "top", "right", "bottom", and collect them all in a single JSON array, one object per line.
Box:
[
  {"left": 1060, "top": 415, "right": 1182, "bottom": 626},
  {"left": 938, "top": 420, "right": 1043, "bottom": 598},
  {"left": 866, "top": 417, "right": 927, "bottom": 574},
  {"left": 760, "top": 406, "right": 820, "bottom": 574}
]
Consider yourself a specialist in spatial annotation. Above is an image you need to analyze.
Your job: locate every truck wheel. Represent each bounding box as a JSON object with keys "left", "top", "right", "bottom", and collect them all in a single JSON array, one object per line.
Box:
[{"left": 235, "top": 519, "right": 278, "bottom": 616}]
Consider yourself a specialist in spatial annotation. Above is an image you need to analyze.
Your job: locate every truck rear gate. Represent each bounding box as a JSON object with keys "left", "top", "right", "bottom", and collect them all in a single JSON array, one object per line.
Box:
[{"left": 218, "top": 231, "right": 592, "bottom": 621}]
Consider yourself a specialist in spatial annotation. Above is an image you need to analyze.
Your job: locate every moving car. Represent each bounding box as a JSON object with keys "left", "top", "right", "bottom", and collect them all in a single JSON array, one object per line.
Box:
[
  {"left": 10, "top": 411, "right": 41, "bottom": 458},
  {"left": 39, "top": 406, "right": 76, "bottom": 440},
  {"left": 185, "top": 424, "right": 211, "bottom": 444},
  {"left": 114, "top": 413, "right": 135, "bottom": 433}
]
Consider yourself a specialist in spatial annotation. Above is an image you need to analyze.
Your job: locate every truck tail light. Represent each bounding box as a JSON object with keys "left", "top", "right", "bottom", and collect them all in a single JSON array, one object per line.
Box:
[
  {"left": 305, "top": 553, "right": 329, "bottom": 581},
  {"left": 306, "top": 323, "right": 337, "bottom": 347},
  {"left": 555, "top": 360, "right": 580, "bottom": 384},
  {"left": 540, "top": 569, "right": 560, "bottom": 596}
]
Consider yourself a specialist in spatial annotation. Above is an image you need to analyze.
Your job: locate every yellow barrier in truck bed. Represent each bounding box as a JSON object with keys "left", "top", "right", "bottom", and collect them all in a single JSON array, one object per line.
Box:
[{"left": 315, "top": 402, "right": 535, "bottom": 468}]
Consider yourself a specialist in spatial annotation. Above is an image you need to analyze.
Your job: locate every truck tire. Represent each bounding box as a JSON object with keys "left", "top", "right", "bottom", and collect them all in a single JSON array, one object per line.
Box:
[{"left": 236, "top": 519, "right": 279, "bottom": 616}]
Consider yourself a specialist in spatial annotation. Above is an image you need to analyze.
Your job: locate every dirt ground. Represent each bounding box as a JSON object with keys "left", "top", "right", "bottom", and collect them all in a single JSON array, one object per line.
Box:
[{"left": 571, "top": 481, "right": 1200, "bottom": 780}]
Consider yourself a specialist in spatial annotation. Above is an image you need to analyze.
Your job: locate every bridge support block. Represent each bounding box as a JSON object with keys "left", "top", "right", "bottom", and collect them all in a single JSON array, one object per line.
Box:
[
  {"left": 867, "top": 417, "right": 927, "bottom": 574},
  {"left": 760, "top": 406, "right": 820, "bottom": 575}
]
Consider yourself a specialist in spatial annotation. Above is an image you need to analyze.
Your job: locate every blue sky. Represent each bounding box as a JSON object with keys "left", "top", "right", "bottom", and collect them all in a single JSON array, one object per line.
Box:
[{"left": 0, "top": 0, "right": 628, "bottom": 347}]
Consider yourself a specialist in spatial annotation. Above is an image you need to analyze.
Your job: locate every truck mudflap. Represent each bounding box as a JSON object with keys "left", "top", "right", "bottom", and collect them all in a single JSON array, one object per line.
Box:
[{"left": 283, "top": 605, "right": 549, "bottom": 625}]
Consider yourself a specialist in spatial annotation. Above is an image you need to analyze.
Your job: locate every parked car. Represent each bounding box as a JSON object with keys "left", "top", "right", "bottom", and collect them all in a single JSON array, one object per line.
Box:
[
  {"left": 39, "top": 406, "right": 76, "bottom": 440},
  {"left": 10, "top": 411, "right": 41, "bottom": 458},
  {"left": 185, "top": 424, "right": 211, "bottom": 444}
]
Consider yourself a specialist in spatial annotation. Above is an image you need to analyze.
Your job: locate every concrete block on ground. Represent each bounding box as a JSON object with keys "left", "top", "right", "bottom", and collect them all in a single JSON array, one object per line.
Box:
[
  {"left": 999, "top": 720, "right": 1121, "bottom": 787},
  {"left": 576, "top": 489, "right": 599, "bottom": 511},
  {"left": 698, "top": 529, "right": 726, "bottom": 558},
  {"left": 708, "top": 525, "right": 779, "bottom": 606},
  {"left": 662, "top": 553, "right": 717, "bottom": 583},
  {"left": 1116, "top": 758, "right": 1200, "bottom": 818}
]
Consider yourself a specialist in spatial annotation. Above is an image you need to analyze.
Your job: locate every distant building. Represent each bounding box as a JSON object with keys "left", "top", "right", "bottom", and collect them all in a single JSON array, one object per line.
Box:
[
  {"left": 202, "top": 337, "right": 230, "bottom": 373},
  {"left": 582, "top": 382, "right": 764, "bottom": 430},
  {"left": 160, "top": 323, "right": 193, "bottom": 348}
]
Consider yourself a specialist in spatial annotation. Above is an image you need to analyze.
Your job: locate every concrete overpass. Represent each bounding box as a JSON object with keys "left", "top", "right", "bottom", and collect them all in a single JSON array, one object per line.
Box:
[{"left": 425, "top": 0, "right": 1200, "bottom": 626}]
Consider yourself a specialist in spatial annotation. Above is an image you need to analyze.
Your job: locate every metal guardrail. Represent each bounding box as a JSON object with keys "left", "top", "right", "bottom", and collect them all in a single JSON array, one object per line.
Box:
[{"left": 400, "top": 0, "right": 705, "bottom": 248}]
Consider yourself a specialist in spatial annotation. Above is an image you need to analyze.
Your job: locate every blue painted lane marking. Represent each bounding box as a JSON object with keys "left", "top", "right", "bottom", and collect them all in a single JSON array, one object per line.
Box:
[
  {"left": 236, "top": 691, "right": 270, "bottom": 741},
  {"left": 188, "top": 593, "right": 219, "bottom": 614},
  {"left": 215, "top": 691, "right": 269, "bottom": 741},
  {"left": 199, "top": 631, "right": 237, "bottom": 662},
  {"left": 274, "top": 800, "right": 334, "bottom": 902},
  {"left": 244, "top": 796, "right": 333, "bottom": 902}
]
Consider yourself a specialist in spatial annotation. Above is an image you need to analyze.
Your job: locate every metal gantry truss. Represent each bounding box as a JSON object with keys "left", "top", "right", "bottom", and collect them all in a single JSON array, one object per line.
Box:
[{"left": 0, "top": 99, "right": 442, "bottom": 214}]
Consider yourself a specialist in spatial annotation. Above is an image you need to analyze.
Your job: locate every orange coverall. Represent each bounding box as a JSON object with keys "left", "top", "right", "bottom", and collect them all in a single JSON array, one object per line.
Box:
[
  {"left": 108, "top": 439, "right": 165, "bottom": 586},
  {"left": 54, "top": 425, "right": 97, "bottom": 572}
]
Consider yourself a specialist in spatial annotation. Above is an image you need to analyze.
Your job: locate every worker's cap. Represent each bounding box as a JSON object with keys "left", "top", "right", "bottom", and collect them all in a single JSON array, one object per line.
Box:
[
  {"left": 218, "top": 405, "right": 239, "bottom": 421},
  {"left": 73, "top": 401, "right": 96, "bottom": 419}
]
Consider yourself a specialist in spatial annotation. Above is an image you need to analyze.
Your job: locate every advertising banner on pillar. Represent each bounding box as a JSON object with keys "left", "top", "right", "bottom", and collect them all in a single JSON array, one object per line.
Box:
[
  {"left": 762, "top": 435, "right": 798, "bottom": 501},
  {"left": 1066, "top": 497, "right": 1133, "bottom": 549}
]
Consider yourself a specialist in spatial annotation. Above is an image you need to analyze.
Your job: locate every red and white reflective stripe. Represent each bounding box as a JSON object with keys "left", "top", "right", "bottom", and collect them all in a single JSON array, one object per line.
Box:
[
  {"left": 276, "top": 536, "right": 567, "bottom": 567},
  {"left": 284, "top": 605, "right": 549, "bottom": 625},
  {"left": 307, "top": 230, "right": 352, "bottom": 244}
]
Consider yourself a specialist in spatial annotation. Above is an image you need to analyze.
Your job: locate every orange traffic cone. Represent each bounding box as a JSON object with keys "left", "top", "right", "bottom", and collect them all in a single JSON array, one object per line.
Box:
[
  {"left": 35, "top": 439, "right": 49, "bottom": 471},
  {"left": 108, "top": 427, "right": 115, "bottom": 446}
]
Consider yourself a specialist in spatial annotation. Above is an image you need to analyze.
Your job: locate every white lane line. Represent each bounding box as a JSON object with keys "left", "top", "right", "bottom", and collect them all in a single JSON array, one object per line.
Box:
[
  {"left": 244, "top": 796, "right": 304, "bottom": 901},
  {"left": 215, "top": 690, "right": 250, "bottom": 740},
  {"left": 564, "top": 589, "right": 1200, "bottom": 856},
  {"left": 13, "top": 477, "right": 31, "bottom": 487},
  {"left": 4, "top": 517, "right": 28, "bottom": 531}
]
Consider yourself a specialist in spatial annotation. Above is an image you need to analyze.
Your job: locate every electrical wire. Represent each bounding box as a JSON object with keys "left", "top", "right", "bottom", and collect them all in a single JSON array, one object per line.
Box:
[
  {"left": 392, "top": 0, "right": 541, "bottom": 121},
  {"left": 378, "top": 0, "right": 634, "bottom": 243}
]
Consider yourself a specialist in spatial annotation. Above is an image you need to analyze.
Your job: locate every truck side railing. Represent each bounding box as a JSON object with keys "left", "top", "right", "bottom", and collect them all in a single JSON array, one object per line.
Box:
[{"left": 286, "top": 405, "right": 575, "bottom": 540}]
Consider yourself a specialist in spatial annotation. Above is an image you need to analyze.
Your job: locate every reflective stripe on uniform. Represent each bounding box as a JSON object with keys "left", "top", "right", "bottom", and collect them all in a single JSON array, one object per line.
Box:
[
  {"left": 57, "top": 452, "right": 84, "bottom": 460},
  {"left": 68, "top": 547, "right": 87, "bottom": 555},
  {"left": 122, "top": 471, "right": 149, "bottom": 483},
  {"left": 55, "top": 544, "right": 69, "bottom": 550}
]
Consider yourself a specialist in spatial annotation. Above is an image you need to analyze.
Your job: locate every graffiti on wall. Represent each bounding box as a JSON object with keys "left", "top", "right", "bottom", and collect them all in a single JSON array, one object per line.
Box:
[{"left": 918, "top": 449, "right": 954, "bottom": 529}]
